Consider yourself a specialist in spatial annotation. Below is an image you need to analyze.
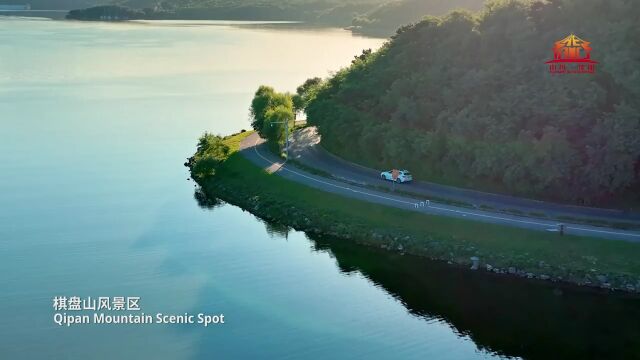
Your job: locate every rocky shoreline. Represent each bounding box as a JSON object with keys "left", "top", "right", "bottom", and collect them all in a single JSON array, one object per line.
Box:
[{"left": 191, "top": 171, "right": 640, "bottom": 295}]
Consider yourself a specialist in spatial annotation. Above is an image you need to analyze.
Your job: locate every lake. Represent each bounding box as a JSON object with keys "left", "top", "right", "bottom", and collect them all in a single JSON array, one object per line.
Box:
[{"left": 1, "top": 17, "right": 639, "bottom": 360}]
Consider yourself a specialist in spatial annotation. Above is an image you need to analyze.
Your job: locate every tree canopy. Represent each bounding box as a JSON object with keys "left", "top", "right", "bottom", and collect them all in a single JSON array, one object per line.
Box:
[
  {"left": 191, "top": 132, "right": 231, "bottom": 179},
  {"left": 293, "top": 77, "right": 324, "bottom": 115},
  {"left": 306, "top": 0, "right": 640, "bottom": 205},
  {"left": 352, "top": 0, "right": 485, "bottom": 36},
  {"left": 250, "top": 86, "right": 294, "bottom": 146},
  {"left": 66, "top": 5, "right": 145, "bottom": 20}
]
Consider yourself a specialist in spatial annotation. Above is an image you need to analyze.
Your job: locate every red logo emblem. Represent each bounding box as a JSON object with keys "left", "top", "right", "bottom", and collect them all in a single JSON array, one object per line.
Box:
[{"left": 546, "top": 34, "right": 598, "bottom": 74}]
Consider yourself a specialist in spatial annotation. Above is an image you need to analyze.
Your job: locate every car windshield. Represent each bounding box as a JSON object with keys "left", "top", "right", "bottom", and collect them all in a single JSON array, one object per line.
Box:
[{"left": 403, "top": 171, "right": 411, "bottom": 176}]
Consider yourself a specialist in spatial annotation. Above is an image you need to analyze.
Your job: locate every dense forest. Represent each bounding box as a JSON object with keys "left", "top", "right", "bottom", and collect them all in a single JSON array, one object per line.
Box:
[
  {"left": 352, "top": 0, "right": 485, "bottom": 36},
  {"left": 306, "top": 0, "right": 640, "bottom": 205}
]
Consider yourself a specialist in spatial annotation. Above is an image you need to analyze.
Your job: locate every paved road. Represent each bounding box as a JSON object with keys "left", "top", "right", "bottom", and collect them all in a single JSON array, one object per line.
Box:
[
  {"left": 240, "top": 132, "right": 640, "bottom": 242},
  {"left": 288, "top": 127, "right": 640, "bottom": 224}
]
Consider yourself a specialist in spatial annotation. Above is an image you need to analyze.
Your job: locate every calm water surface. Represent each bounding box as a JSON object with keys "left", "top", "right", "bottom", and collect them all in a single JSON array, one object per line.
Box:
[{"left": 1, "top": 18, "right": 639, "bottom": 360}]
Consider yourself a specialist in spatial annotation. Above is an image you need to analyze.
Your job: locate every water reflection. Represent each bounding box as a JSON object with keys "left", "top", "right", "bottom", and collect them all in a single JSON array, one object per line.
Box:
[
  {"left": 307, "top": 235, "right": 640, "bottom": 360},
  {"left": 194, "top": 187, "right": 225, "bottom": 210},
  {"left": 193, "top": 187, "right": 294, "bottom": 239},
  {"left": 263, "top": 222, "right": 292, "bottom": 239},
  {"left": 2, "top": 19, "right": 392, "bottom": 359},
  {"left": 197, "top": 190, "right": 640, "bottom": 359},
  {"left": 194, "top": 187, "right": 292, "bottom": 238}
]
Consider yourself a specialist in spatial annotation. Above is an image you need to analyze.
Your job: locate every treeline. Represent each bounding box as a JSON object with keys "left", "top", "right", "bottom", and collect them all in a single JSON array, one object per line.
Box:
[
  {"left": 63, "top": 0, "right": 480, "bottom": 31},
  {"left": 306, "top": 0, "right": 640, "bottom": 205},
  {"left": 352, "top": 0, "right": 485, "bottom": 36},
  {"left": 66, "top": 0, "right": 386, "bottom": 23},
  {"left": 249, "top": 79, "right": 321, "bottom": 149},
  {"left": 190, "top": 133, "right": 231, "bottom": 180},
  {"left": 250, "top": 86, "right": 295, "bottom": 148},
  {"left": 67, "top": 5, "right": 146, "bottom": 20}
]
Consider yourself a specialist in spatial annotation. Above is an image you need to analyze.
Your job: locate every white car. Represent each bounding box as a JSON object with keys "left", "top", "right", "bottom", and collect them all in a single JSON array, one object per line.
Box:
[{"left": 380, "top": 169, "right": 413, "bottom": 183}]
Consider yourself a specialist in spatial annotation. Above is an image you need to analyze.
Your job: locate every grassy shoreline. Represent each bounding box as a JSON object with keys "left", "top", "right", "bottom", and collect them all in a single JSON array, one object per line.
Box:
[{"left": 190, "top": 131, "right": 640, "bottom": 293}]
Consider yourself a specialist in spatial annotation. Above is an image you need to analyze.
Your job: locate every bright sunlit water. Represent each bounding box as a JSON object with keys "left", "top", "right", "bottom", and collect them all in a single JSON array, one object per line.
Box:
[{"left": 1, "top": 17, "right": 639, "bottom": 360}]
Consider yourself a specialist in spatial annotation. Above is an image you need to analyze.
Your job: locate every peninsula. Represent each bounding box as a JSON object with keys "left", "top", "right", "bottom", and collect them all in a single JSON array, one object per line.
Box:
[{"left": 188, "top": 0, "right": 640, "bottom": 292}]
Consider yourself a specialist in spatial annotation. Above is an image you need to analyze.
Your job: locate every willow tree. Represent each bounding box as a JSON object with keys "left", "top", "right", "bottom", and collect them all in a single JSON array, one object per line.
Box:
[{"left": 250, "top": 85, "right": 295, "bottom": 146}]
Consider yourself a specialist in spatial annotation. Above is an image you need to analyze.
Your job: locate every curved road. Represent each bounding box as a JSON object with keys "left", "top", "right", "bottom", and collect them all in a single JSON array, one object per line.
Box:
[
  {"left": 240, "top": 131, "right": 640, "bottom": 242},
  {"left": 288, "top": 127, "right": 640, "bottom": 224}
]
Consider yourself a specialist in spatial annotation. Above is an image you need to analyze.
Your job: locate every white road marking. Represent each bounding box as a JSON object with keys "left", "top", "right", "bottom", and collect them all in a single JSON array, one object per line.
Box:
[
  {"left": 428, "top": 205, "right": 551, "bottom": 227},
  {"left": 566, "top": 226, "right": 640, "bottom": 238},
  {"left": 250, "top": 136, "right": 640, "bottom": 240},
  {"left": 253, "top": 136, "right": 415, "bottom": 206}
]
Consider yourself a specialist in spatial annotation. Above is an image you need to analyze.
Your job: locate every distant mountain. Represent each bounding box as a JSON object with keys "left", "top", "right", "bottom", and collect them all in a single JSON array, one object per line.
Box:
[
  {"left": 0, "top": 0, "right": 102, "bottom": 10},
  {"left": 3, "top": 0, "right": 382, "bottom": 12},
  {"left": 61, "top": 0, "right": 488, "bottom": 36},
  {"left": 352, "top": 0, "right": 485, "bottom": 36},
  {"left": 11, "top": 0, "right": 486, "bottom": 30},
  {"left": 66, "top": 0, "right": 389, "bottom": 23}
]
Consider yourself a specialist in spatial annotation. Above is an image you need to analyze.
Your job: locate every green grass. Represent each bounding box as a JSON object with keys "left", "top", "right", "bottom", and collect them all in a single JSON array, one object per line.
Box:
[
  {"left": 329, "top": 144, "right": 640, "bottom": 212},
  {"left": 312, "top": 169, "right": 639, "bottom": 229},
  {"left": 285, "top": 148, "right": 640, "bottom": 230},
  {"left": 288, "top": 159, "right": 333, "bottom": 178},
  {"left": 222, "top": 130, "right": 254, "bottom": 152},
  {"left": 194, "top": 132, "right": 640, "bottom": 289}
]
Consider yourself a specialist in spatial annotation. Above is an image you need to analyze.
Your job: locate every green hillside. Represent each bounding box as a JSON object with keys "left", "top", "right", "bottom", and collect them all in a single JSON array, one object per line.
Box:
[
  {"left": 306, "top": 0, "right": 640, "bottom": 207},
  {"left": 61, "top": 0, "right": 485, "bottom": 29},
  {"left": 66, "top": 0, "right": 387, "bottom": 23},
  {"left": 352, "top": 0, "right": 485, "bottom": 36}
]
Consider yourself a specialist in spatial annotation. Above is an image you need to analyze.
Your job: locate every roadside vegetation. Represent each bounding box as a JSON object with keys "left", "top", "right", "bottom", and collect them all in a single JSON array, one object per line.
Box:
[
  {"left": 250, "top": 86, "right": 294, "bottom": 149},
  {"left": 188, "top": 130, "right": 252, "bottom": 180},
  {"left": 248, "top": 79, "right": 322, "bottom": 153},
  {"left": 286, "top": 158, "right": 640, "bottom": 230},
  {"left": 306, "top": 0, "right": 640, "bottom": 208},
  {"left": 189, "top": 131, "right": 640, "bottom": 292},
  {"left": 189, "top": 133, "right": 230, "bottom": 179}
]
